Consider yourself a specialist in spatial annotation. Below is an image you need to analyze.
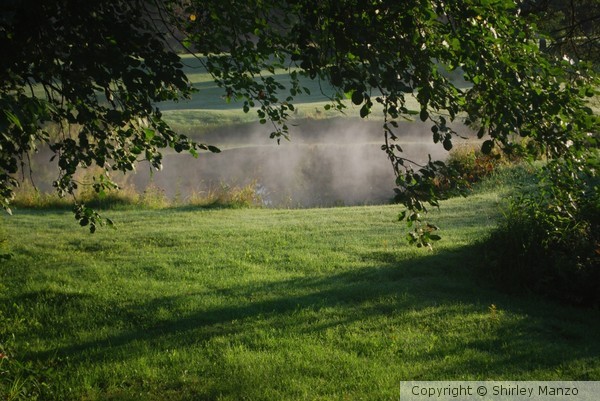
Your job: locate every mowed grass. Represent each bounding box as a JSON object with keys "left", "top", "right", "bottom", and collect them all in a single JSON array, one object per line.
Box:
[
  {"left": 1, "top": 186, "right": 600, "bottom": 400},
  {"left": 160, "top": 55, "right": 423, "bottom": 136}
]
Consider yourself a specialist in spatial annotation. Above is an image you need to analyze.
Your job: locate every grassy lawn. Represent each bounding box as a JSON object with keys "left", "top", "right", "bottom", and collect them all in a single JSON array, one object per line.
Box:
[
  {"left": 1, "top": 184, "right": 599, "bottom": 400},
  {"left": 2, "top": 55, "right": 599, "bottom": 400}
]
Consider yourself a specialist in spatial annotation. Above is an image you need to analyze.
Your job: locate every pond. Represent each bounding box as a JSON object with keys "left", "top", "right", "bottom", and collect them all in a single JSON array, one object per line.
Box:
[
  {"left": 25, "top": 118, "right": 472, "bottom": 208},
  {"left": 130, "top": 118, "right": 473, "bottom": 207}
]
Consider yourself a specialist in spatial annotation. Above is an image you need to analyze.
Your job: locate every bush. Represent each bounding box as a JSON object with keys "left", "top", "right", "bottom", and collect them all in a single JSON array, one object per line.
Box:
[
  {"left": 433, "top": 143, "right": 524, "bottom": 196},
  {"left": 447, "top": 144, "right": 503, "bottom": 182},
  {"left": 483, "top": 155, "right": 600, "bottom": 307}
]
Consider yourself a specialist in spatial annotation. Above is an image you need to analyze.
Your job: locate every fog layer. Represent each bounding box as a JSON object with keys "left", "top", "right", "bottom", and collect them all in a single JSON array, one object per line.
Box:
[
  {"left": 25, "top": 118, "right": 472, "bottom": 207},
  {"left": 127, "top": 118, "right": 467, "bottom": 207}
]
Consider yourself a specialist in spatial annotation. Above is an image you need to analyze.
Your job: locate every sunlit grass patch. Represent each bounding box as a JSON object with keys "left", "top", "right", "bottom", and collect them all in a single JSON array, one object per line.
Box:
[{"left": 1, "top": 177, "right": 599, "bottom": 400}]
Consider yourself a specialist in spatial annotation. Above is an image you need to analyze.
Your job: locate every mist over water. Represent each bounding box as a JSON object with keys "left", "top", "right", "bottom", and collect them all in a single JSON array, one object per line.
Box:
[
  {"left": 25, "top": 118, "right": 473, "bottom": 207},
  {"left": 127, "top": 118, "right": 469, "bottom": 207}
]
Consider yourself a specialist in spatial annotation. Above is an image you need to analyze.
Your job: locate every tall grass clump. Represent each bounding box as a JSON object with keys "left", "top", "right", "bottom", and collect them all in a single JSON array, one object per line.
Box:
[
  {"left": 187, "top": 180, "right": 263, "bottom": 208},
  {"left": 11, "top": 182, "right": 72, "bottom": 209},
  {"left": 483, "top": 153, "right": 600, "bottom": 307},
  {"left": 11, "top": 179, "right": 263, "bottom": 211},
  {"left": 434, "top": 142, "right": 529, "bottom": 197}
]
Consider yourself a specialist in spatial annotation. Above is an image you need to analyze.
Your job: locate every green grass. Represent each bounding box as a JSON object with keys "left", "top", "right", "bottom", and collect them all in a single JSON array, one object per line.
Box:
[
  {"left": 160, "top": 55, "right": 423, "bottom": 137},
  {"left": 1, "top": 185, "right": 599, "bottom": 400},
  {"left": 7, "top": 49, "right": 599, "bottom": 400},
  {"left": 160, "top": 55, "right": 341, "bottom": 135}
]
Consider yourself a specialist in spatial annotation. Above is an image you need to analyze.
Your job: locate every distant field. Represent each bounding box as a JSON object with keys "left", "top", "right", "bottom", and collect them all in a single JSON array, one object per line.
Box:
[
  {"left": 1, "top": 178, "right": 599, "bottom": 400},
  {"left": 159, "top": 54, "right": 424, "bottom": 137}
]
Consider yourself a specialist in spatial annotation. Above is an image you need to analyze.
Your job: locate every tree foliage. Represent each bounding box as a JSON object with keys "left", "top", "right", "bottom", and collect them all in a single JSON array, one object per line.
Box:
[
  {"left": 1, "top": 0, "right": 598, "bottom": 245},
  {"left": 172, "top": 0, "right": 598, "bottom": 245},
  {"left": 522, "top": 0, "right": 600, "bottom": 65},
  {"left": 0, "top": 0, "right": 214, "bottom": 231}
]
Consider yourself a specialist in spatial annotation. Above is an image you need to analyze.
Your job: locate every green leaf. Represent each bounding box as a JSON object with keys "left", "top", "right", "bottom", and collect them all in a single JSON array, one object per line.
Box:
[
  {"left": 443, "top": 137, "right": 453, "bottom": 151},
  {"left": 419, "top": 109, "right": 429, "bottom": 122},
  {"left": 481, "top": 140, "right": 494, "bottom": 154},
  {"left": 398, "top": 211, "right": 407, "bottom": 221},
  {"left": 585, "top": 88, "right": 595, "bottom": 97},
  {"left": 360, "top": 104, "right": 370, "bottom": 118},
  {"left": 351, "top": 91, "right": 364, "bottom": 105},
  {"left": 5, "top": 111, "right": 22, "bottom": 130},
  {"left": 144, "top": 128, "right": 155, "bottom": 141}
]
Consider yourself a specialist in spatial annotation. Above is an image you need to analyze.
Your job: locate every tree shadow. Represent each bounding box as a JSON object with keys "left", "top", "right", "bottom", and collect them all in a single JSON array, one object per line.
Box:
[{"left": 18, "top": 242, "right": 600, "bottom": 379}]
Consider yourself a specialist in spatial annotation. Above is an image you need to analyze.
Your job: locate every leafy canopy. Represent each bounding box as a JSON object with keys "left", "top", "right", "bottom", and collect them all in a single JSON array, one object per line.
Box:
[
  {"left": 521, "top": 0, "right": 600, "bottom": 65},
  {"left": 0, "top": 0, "right": 214, "bottom": 231},
  {"left": 175, "top": 0, "right": 598, "bottom": 245},
  {"left": 1, "top": 0, "right": 598, "bottom": 243}
]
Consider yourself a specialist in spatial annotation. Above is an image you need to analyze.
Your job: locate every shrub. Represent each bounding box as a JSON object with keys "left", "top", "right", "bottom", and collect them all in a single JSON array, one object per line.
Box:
[
  {"left": 433, "top": 143, "right": 524, "bottom": 196},
  {"left": 447, "top": 144, "right": 503, "bottom": 182},
  {"left": 483, "top": 155, "right": 600, "bottom": 307}
]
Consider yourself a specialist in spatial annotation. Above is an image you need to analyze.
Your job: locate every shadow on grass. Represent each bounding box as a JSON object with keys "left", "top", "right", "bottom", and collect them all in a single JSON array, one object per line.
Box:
[{"left": 16, "top": 242, "right": 600, "bottom": 379}]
